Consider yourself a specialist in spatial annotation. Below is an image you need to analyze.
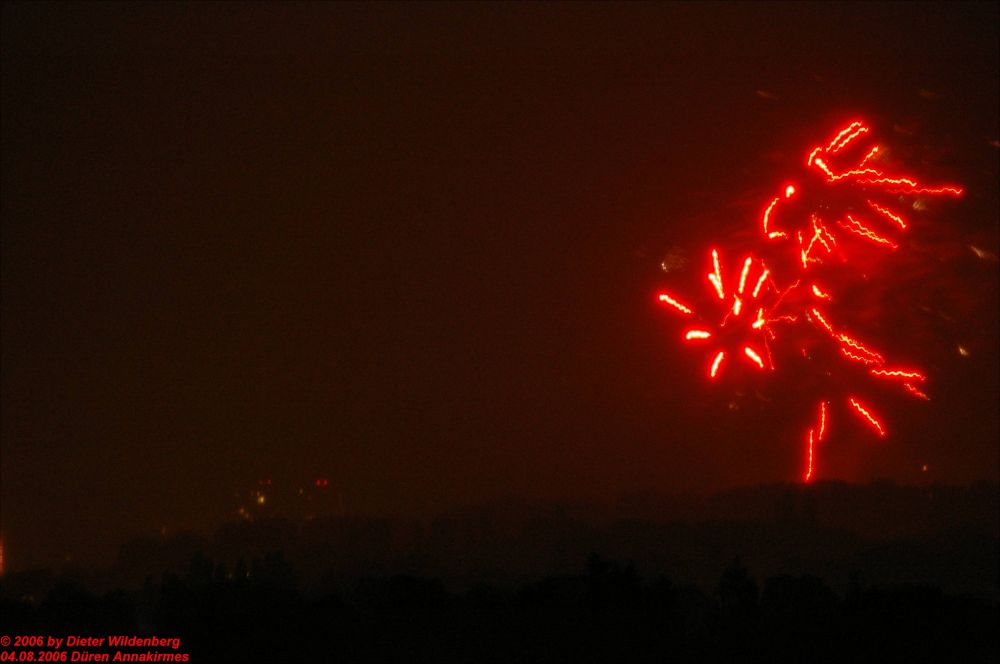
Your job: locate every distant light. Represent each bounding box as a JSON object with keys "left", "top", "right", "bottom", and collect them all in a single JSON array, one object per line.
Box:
[
  {"left": 957, "top": 345, "right": 970, "bottom": 357},
  {"left": 256, "top": 495, "right": 266, "bottom": 505},
  {"left": 969, "top": 245, "right": 995, "bottom": 260}
]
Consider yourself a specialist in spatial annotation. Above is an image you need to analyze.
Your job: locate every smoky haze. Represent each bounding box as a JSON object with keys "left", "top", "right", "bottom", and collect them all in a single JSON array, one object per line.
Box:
[{"left": 2, "top": 2, "right": 997, "bottom": 570}]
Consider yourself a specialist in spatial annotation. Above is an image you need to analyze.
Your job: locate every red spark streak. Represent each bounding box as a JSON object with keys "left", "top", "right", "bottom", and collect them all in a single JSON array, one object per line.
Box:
[
  {"left": 839, "top": 215, "right": 898, "bottom": 249},
  {"left": 762, "top": 198, "right": 786, "bottom": 239},
  {"left": 840, "top": 347, "right": 881, "bottom": 365},
  {"left": 804, "top": 429, "right": 815, "bottom": 482},
  {"left": 785, "top": 185, "right": 796, "bottom": 198},
  {"left": 807, "top": 306, "right": 889, "bottom": 366},
  {"left": 903, "top": 383, "right": 930, "bottom": 400},
  {"left": 801, "top": 216, "right": 837, "bottom": 265},
  {"left": 825, "top": 121, "right": 868, "bottom": 153},
  {"left": 870, "top": 368, "right": 926, "bottom": 381},
  {"left": 811, "top": 284, "right": 831, "bottom": 299},
  {"left": 708, "top": 249, "right": 725, "bottom": 299},
  {"left": 837, "top": 333, "right": 885, "bottom": 365},
  {"left": 658, "top": 293, "right": 693, "bottom": 315},
  {"left": 708, "top": 273, "right": 724, "bottom": 300},
  {"left": 709, "top": 351, "right": 725, "bottom": 379},
  {"left": 752, "top": 269, "right": 770, "bottom": 298},
  {"left": 743, "top": 346, "right": 764, "bottom": 369},
  {"left": 803, "top": 401, "right": 828, "bottom": 483},
  {"left": 809, "top": 308, "right": 835, "bottom": 335},
  {"left": 867, "top": 200, "right": 907, "bottom": 230},
  {"left": 852, "top": 177, "right": 963, "bottom": 195},
  {"left": 858, "top": 145, "right": 880, "bottom": 167},
  {"left": 814, "top": 217, "right": 837, "bottom": 247},
  {"left": 684, "top": 330, "right": 712, "bottom": 341},
  {"left": 737, "top": 257, "right": 752, "bottom": 294},
  {"left": 848, "top": 397, "right": 886, "bottom": 437}
]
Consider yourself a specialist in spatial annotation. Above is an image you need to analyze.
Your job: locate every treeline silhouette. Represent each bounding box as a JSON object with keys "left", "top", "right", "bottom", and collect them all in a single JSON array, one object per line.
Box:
[
  {"left": 2, "top": 482, "right": 996, "bottom": 661},
  {"left": 2, "top": 553, "right": 996, "bottom": 662}
]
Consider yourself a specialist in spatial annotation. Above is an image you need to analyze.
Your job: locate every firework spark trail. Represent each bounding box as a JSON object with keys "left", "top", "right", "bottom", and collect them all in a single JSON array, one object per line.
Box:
[
  {"left": 660, "top": 249, "right": 781, "bottom": 380},
  {"left": 762, "top": 120, "right": 963, "bottom": 258},
  {"left": 751, "top": 268, "right": 770, "bottom": 298},
  {"left": 658, "top": 293, "right": 693, "bottom": 315},
  {"left": 743, "top": 346, "right": 764, "bottom": 369},
  {"left": 870, "top": 369, "right": 926, "bottom": 381},
  {"left": 803, "top": 401, "right": 830, "bottom": 482},
  {"left": 838, "top": 215, "right": 898, "bottom": 249},
  {"left": 710, "top": 351, "right": 725, "bottom": 379},
  {"left": 805, "top": 429, "right": 816, "bottom": 482},
  {"left": 867, "top": 200, "right": 907, "bottom": 230},
  {"left": 848, "top": 397, "right": 886, "bottom": 437},
  {"left": 902, "top": 383, "right": 930, "bottom": 400},
  {"left": 655, "top": 120, "right": 962, "bottom": 482}
]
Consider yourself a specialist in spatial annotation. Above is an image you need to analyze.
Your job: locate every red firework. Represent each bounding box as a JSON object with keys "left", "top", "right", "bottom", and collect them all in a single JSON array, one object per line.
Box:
[
  {"left": 656, "top": 120, "right": 963, "bottom": 483},
  {"left": 761, "top": 120, "right": 963, "bottom": 269},
  {"left": 658, "top": 248, "right": 794, "bottom": 380}
]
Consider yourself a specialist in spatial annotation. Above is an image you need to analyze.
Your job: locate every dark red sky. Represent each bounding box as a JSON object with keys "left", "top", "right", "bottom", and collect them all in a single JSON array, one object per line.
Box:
[{"left": 2, "top": 2, "right": 997, "bottom": 569}]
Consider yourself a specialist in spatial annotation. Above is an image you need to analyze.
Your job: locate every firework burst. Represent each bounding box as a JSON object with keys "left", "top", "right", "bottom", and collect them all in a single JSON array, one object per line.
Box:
[{"left": 655, "top": 120, "right": 964, "bottom": 482}]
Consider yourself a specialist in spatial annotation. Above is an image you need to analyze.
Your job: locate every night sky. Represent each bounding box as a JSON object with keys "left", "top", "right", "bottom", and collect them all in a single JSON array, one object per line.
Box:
[{"left": 2, "top": 2, "right": 997, "bottom": 570}]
